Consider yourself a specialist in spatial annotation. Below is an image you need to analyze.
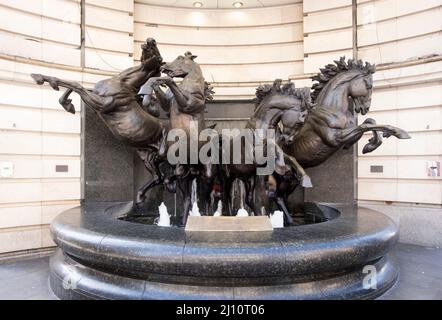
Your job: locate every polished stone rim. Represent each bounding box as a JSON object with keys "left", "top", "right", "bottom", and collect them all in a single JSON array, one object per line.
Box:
[
  {"left": 50, "top": 202, "right": 398, "bottom": 294},
  {"left": 50, "top": 249, "right": 398, "bottom": 300}
]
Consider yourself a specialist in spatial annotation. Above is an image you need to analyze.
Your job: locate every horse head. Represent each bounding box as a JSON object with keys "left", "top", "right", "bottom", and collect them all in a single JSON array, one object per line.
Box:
[
  {"left": 253, "top": 81, "right": 312, "bottom": 146},
  {"left": 141, "top": 38, "right": 163, "bottom": 71},
  {"left": 279, "top": 108, "right": 308, "bottom": 146},
  {"left": 311, "top": 57, "right": 376, "bottom": 115},
  {"left": 348, "top": 67, "right": 374, "bottom": 116},
  {"left": 160, "top": 51, "right": 202, "bottom": 79}
]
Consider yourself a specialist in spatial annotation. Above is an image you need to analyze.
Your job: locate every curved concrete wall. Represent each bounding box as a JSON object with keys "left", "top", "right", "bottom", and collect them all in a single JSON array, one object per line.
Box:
[
  {"left": 133, "top": 1, "right": 305, "bottom": 99},
  {"left": 0, "top": 0, "right": 135, "bottom": 254},
  {"left": 356, "top": 0, "right": 442, "bottom": 205}
]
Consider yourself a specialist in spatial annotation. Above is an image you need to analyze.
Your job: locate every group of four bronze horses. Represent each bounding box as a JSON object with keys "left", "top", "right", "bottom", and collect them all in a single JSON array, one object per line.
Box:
[{"left": 31, "top": 38, "right": 410, "bottom": 226}]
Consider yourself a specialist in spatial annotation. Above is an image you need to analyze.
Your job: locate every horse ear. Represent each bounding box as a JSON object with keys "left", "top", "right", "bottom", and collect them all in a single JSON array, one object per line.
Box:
[
  {"left": 184, "top": 51, "right": 198, "bottom": 61},
  {"left": 299, "top": 110, "right": 308, "bottom": 122}
]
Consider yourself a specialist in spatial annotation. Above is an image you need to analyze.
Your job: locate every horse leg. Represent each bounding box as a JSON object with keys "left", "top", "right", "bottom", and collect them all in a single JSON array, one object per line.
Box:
[
  {"left": 58, "top": 89, "right": 76, "bottom": 114},
  {"left": 178, "top": 178, "right": 193, "bottom": 226},
  {"left": 134, "top": 178, "right": 163, "bottom": 213},
  {"left": 339, "top": 124, "right": 410, "bottom": 148},
  {"left": 135, "top": 149, "right": 163, "bottom": 211},
  {"left": 273, "top": 173, "right": 296, "bottom": 226},
  {"left": 31, "top": 74, "right": 107, "bottom": 113},
  {"left": 343, "top": 118, "right": 383, "bottom": 153},
  {"left": 285, "top": 154, "right": 312, "bottom": 188},
  {"left": 274, "top": 196, "right": 294, "bottom": 226},
  {"left": 244, "top": 177, "right": 260, "bottom": 216},
  {"left": 221, "top": 177, "right": 234, "bottom": 216},
  {"left": 271, "top": 140, "right": 312, "bottom": 188},
  {"left": 198, "top": 176, "right": 214, "bottom": 216}
]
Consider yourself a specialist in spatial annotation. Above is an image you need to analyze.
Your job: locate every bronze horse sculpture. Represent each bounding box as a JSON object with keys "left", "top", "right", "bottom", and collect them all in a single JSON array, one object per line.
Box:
[
  {"left": 269, "top": 58, "right": 410, "bottom": 224},
  {"left": 31, "top": 38, "right": 168, "bottom": 210},
  {"left": 30, "top": 45, "right": 410, "bottom": 228},
  {"left": 281, "top": 57, "right": 410, "bottom": 166},
  {"left": 31, "top": 38, "right": 164, "bottom": 148},
  {"left": 218, "top": 79, "right": 312, "bottom": 224},
  {"left": 139, "top": 51, "right": 215, "bottom": 226},
  {"left": 219, "top": 58, "right": 410, "bottom": 225}
]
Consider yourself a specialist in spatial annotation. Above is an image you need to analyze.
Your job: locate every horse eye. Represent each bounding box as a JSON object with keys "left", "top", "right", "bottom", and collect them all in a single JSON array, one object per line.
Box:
[{"left": 364, "top": 78, "right": 373, "bottom": 89}]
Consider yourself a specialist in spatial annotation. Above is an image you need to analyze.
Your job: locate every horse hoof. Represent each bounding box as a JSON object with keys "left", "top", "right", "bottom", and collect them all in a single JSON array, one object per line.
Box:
[
  {"left": 301, "top": 175, "right": 313, "bottom": 188},
  {"left": 398, "top": 131, "right": 411, "bottom": 139},
  {"left": 31, "top": 74, "right": 44, "bottom": 85},
  {"left": 362, "top": 145, "right": 375, "bottom": 154},
  {"left": 61, "top": 100, "right": 76, "bottom": 114},
  {"left": 49, "top": 81, "right": 60, "bottom": 91},
  {"left": 363, "top": 141, "right": 382, "bottom": 154}
]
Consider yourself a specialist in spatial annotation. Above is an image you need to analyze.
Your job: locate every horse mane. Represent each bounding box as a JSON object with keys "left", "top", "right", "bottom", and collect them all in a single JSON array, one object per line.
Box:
[
  {"left": 254, "top": 79, "right": 313, "bottom": 112},
  {"left": 311, "top": 57, "right": 376, "bottom": 102},
  {"left": 204, "top": 81, "right": 215, "bottom": 102}
]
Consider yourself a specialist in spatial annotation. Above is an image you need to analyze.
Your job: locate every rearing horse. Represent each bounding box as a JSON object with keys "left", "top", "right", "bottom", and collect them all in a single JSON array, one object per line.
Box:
[
  {"left": 139, "top": 51, "right": 214, "bottom": 226},
  {"left": 282, "top": 57, "right": 410, "bottom": 169},
  {"left": 31, "top": 38, "right": 165, "bottom": 149},
  {"left": 219, "top": 80, "right": 312, "bottom": 222},
  {"left": 31, "top": 38, "right": 167, "bottom": 211}
]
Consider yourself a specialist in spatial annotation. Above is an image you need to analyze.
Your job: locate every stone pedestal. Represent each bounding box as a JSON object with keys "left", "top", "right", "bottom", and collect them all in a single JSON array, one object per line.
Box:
[{"left": 84, "top": 108, "right": 134, "bottom": 202}]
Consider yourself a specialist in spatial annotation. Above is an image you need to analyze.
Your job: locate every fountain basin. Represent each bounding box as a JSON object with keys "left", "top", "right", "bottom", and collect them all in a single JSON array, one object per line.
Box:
[{"left": 49, "top": 202, "right": 398, "bottom": 299}]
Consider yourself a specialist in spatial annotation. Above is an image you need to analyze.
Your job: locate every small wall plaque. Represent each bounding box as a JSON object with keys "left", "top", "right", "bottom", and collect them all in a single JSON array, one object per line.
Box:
[
  {"left": 370, "top": 165, "right": 383, "bottom": 173},
  {"left": 56, "top": 165, "right": 69, "bottom": 173},
  {"left": 0, "top": 162, "right": 13, "bottom": 178},
  {"left": 427, "top": 161, "right": 440, "bottom": 177}
]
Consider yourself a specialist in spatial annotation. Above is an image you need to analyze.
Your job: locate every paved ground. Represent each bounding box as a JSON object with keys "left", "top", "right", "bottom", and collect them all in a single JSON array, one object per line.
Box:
[
  {"left": 0, "top": 243, "right": 441, "bottom": 300},
  {"left": 379, "top": 243, "right": 442, "bottom": 300}
]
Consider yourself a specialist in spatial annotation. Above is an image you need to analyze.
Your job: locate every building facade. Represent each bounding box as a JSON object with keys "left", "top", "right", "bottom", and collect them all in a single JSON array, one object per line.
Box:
[{"left": 0, "top": 0, "right": 441, "bottom": 255}]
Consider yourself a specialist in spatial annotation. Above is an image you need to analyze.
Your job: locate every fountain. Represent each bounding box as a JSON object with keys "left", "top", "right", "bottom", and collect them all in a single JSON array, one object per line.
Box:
[
  {"left": 156, "top": 203, "right": 171, "bottom": 227},
  {"left": 269, "top": 211, "right": 284, "bottom": 229},
  {"left": 33, "top": 38, "right": 411, "bottom": 300},
  {"left": 213, "top": 201, "right": 222, "bottom": 217}
]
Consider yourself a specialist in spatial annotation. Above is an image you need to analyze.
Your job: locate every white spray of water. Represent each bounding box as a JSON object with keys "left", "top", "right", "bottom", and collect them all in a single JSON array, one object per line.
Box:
[
  {"left": 269, "top": 211, "right": 284, "bottom": 229},
  {"left": 189, "top": 201, "right": 201, "bottom": 216},
  {"left": 236, "top": 208, "right": 249, "bottom": 217},
  {"left": 157, "top": 202, "right": 171, "bottom": 227},
  {"left": 191, "top": 179, "right": 197, "bottom": 204},
  {"left": 213, "top": 200, "right": 222, "bottom": 217},
  {"left": 189, "top": 178, "right": 201, "bottom": 216}
]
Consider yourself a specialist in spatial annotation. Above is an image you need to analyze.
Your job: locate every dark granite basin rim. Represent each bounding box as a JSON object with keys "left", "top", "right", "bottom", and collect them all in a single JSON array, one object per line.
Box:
[
  {"left": 50, "top": 249, "right": 398, "bottom": 300},
  {"left": 51, "top": 202, "right": 398, "bottom": 281}
]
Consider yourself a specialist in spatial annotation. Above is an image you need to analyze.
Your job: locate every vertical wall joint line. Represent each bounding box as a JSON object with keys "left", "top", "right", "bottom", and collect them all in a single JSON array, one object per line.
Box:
[
  {"left": 352, "top": 0, "right": 358, "bottom": 202},
  {"left": 352, "top": 0, "right": 358, "bottom": 60},
  {"left": 80, "top": 0, "right": 86, "bottom": 69},
  {"left": 80, "top": 0, "right": 86, "bottom": 201}
]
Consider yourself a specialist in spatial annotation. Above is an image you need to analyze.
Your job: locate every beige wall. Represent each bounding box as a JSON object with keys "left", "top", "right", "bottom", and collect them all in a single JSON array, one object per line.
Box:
[
  {"left": 0, "top": 0, "right": 134, "bottom": 254},
  {"left": 356, "top": 0, "right": 442, "bottom": 205},
  {"left": 134, "top": 1, "right": 305, "bottom": 99},
  {"left": 303, "top": 0, "right": 354, "bottom": 73},
  {"left": 291, "top": 0, "right": 442, "bottom": 207}
]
